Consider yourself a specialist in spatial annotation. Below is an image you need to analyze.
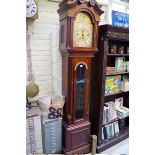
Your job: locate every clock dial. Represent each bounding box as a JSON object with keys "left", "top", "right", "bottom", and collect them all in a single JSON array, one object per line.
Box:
[
  {"left": 26, "top": 0, "right": 37, "bottom": 17},
  {"left": 73, "top": 12, "right": 93, "bottom": 48}
]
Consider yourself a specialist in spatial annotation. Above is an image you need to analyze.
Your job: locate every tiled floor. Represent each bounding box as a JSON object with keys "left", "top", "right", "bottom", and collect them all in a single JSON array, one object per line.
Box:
[{"left": 99, "top": 138, "right": 129, "bottom": 155}]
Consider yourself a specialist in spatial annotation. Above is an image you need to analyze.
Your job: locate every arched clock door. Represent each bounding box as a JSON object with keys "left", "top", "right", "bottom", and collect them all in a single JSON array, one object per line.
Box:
[{"left": 73, "top": 58, "right": 91, "bottom": 124}]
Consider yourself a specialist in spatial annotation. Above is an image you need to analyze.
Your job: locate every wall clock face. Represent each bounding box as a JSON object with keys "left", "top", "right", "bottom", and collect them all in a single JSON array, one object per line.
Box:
[
  {"left": 26, "top": 0, "right": 38, "bottom": 18},
  {"left": 73, "top": 12, "right": 93, "bottom": 48}
]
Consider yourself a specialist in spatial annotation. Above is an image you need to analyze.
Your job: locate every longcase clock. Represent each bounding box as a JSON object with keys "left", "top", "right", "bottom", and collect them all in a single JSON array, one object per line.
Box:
[{"left": 57, "top": 0, "right": 103, "bottom": 154}]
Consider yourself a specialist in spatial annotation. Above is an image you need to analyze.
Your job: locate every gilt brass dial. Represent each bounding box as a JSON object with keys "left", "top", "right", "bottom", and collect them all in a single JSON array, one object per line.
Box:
[{"left": 73, "top": 12, "right": 93, "bottom": 48}]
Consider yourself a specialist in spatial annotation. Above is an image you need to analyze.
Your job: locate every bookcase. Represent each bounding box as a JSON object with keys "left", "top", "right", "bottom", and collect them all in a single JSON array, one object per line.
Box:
[{"left": 90, "top": 24, "right": 129, "bottom": 153}]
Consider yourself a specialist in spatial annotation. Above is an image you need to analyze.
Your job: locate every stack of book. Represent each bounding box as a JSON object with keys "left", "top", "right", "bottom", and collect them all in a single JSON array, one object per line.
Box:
[
  {"left": 102, "top": 121, "right": 119, "bottom": 140},
  {"left": 103, "top": 101, "right": 117, "bottom": 124},
  {"left": 102, "top": 101, "right": 119, "bottom": 141}
]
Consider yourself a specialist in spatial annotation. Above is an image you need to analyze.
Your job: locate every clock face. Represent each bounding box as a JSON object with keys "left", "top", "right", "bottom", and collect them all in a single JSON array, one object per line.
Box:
[
  {"left": 26, "top": 0, "right": 38, "bottom": 17},
  {"left": 73, "top": 12, "right": 93, "bottom": 48}
]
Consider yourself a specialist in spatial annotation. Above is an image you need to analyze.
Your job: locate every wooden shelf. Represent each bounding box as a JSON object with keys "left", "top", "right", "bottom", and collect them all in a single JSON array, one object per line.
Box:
[
  {"left": 91, "top": 25, "right": 129, "bottom": 153},
  {"left": 106, "top": 72, "right": 129, "bottom": 76},
  {"left": 102, "top": 118, "right": 119, "bottom": 126},
  {"left": 107, "top": 54, "right": 129, "bottom": 56},
  {"left": 105, "top": 91, "right": 129, "bottom": 97},
  {"left": 97, "top": 128, "right": 129, "bottom": 153}
]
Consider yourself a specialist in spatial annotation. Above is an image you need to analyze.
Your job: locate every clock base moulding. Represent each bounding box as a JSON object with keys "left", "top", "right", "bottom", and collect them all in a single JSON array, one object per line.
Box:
[{"left": 63, "top": 144, "right": 91, "bottom": 155}]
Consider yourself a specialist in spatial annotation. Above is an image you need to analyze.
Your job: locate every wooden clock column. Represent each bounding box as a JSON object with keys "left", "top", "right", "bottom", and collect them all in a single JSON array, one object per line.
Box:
[{"left": 58, "top": 0, "right": 103, "bottom": 154}]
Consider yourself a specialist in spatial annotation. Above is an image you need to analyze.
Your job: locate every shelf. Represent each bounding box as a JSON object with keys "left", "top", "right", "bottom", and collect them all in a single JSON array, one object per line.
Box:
[
  {"left": 102, "top": 118, "right": 119, "bottom": 126},
  {"left": 94, "top": 25, "right": 129, "bottom": 153},
  {"left": 106, "top": 72, "right": 129, "bottom": 76},
  {"left": 97, "top": 128, "right": 129, "bottom": 153},
  {"left": 105, "top": 91, "right": 129, "bottom": 97},
  {"left": 103, "top": 128, "right": 128, "bottom": 143},
  {"left": 107, "top": 54, "right": 129, "bottom": 56}
]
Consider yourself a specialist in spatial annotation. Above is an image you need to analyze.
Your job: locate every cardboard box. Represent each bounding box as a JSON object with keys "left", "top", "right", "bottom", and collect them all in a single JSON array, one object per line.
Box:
[{"left": 120, "top": 81, "right": 129, "bottom": 92}]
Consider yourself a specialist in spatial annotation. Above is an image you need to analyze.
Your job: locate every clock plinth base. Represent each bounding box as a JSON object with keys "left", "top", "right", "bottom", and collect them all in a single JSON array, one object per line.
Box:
[
  {"left": 62, "top": 121, "right": 91, "bottom": 154},
  {"left": 63, "top": 144, "right": 91, "bottom": 155}
]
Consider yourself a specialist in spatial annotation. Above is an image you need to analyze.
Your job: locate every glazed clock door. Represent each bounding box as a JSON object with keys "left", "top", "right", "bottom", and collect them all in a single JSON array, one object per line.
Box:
[
  {"left": 73, "top": 57, "right": 91, "bottom": 124},
  {"left": 73, "top": 12, "right": 93, "bottom": 48}
]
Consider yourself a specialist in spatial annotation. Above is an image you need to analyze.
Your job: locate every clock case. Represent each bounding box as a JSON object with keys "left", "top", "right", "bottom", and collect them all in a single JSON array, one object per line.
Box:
[{"left": 58, "top": 0, "right": 103, "bottom": 154}]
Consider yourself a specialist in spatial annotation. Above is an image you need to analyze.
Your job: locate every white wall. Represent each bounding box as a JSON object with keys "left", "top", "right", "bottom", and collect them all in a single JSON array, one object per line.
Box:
[
  {"left": 26, "top": 0, "right": 129, "bottom": 100},
  {"left": 26, "top": 0, "right": 62, "bottom": 100},
  {"left": 98, "top": 0, "right": 129, "bottom": 25}
]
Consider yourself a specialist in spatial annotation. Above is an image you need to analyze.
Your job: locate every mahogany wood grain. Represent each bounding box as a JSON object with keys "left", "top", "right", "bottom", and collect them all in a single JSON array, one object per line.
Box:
[{"left": 58, "top": 0, "right": 103, "bottom": 154}]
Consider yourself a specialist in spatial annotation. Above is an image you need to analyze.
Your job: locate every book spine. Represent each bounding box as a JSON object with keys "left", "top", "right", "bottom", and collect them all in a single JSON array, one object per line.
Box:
[
  {"left": 101, "top": 127, "right": 104, "bottom": 140},
  {"left": 114, "top": 121, "right": 119, "bottom": 135}
]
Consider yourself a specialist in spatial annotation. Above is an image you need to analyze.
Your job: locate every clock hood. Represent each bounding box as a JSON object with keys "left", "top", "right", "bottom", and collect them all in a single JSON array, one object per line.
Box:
[{"left": 58, "top": 0, "right": 104, "bottom": 17}]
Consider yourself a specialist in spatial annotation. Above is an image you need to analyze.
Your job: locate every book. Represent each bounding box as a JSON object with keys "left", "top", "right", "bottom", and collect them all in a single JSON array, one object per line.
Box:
[
  {"left": 105, "top": 75, "right": 121, "bottom": 95},
  {"left": 105, "top": 102, "right": 117, "bottom": 121},
  {"left": 113, "top": 121, "right": 119, "bottom": 135},
  {"left": 115, "top": 97, "right": 123, "bottom": 109},
  {"left": 115, "top": 57, "right": 126, "bottom": 73},
  {"left": 101, "top": 127, "right": 104, "bottom": 140},
  {"left": 103, "top": 125, "right": 110, "bottom": 140},
  {"left": 109, "top": 123, "right": 114, "bottom": 137},
  {"left": 103, "top": 106, "right": 110, "bottom": 124},
  {"left": 104, "top": 123, "right": 115, "bottom": 140}
]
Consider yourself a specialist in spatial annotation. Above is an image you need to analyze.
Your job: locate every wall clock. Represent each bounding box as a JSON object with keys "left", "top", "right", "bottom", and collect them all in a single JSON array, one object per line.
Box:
[{"left": 26, "top": 0, "right": 38, "bottom": 19}]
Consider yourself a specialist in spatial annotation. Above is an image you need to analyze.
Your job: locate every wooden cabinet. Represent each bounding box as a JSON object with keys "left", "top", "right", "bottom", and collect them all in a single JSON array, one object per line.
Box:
[
  {"left": 57, "top": 0, "right": 103, "bottom": 154},
  {"left": 90, "top": 24, "right": 129, "bottom": 153}
]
